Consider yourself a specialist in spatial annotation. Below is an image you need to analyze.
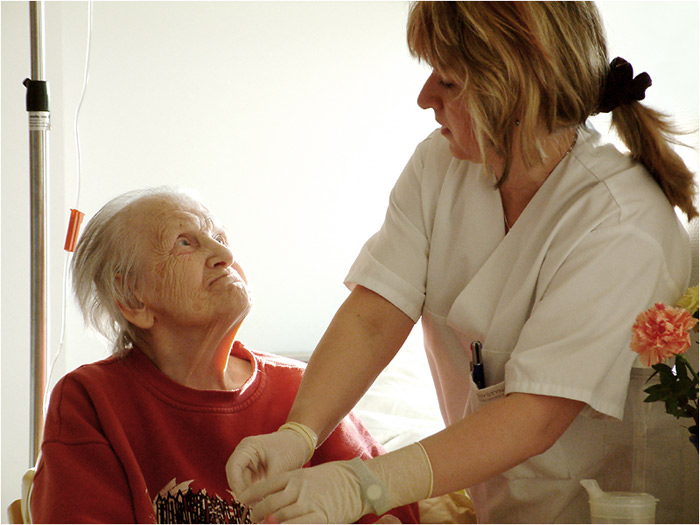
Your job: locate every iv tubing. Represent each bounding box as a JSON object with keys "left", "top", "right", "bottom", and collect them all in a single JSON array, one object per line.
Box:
[
  {"left": 72, "top": 0, "right": 92, "bottom": 208},
  {"left": 43, "top": 0, "right": 93, "bottom": 420}
]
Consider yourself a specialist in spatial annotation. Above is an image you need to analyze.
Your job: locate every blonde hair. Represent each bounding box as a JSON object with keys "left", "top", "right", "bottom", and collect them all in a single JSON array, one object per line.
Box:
[
  {"left": 71, "top": 187, "right": 204, "bottom": 355},
  {"left": 407, "top": 1, "right": 697, "bottom": 219}
]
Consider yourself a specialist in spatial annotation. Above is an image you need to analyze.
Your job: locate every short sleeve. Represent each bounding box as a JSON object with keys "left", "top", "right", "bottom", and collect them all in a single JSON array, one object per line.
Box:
[
  {"left": 345, "top": 135, "right": 441, "bottom": 322},
  {"left": 505, "top": 224, "right": 688, "bottom": 420}
]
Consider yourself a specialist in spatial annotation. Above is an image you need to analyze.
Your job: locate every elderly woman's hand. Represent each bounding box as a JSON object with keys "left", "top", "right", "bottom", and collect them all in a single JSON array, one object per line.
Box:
[{"left": 226, "top": 423, "right": 317, "bottom": 499}]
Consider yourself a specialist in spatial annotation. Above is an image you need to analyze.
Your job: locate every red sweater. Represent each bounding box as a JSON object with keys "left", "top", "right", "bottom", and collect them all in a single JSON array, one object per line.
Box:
[{"left": 32, "top": 341, "right": 419, "bottom": 524}]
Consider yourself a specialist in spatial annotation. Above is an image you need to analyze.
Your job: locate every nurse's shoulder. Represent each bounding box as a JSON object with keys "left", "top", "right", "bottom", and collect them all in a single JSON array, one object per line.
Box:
[{"left": 577, "top": 127, "right": 690, "bottom": 286}]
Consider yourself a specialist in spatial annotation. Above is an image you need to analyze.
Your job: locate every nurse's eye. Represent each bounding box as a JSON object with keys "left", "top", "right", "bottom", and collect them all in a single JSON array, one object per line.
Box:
[{"left": 438, "top": 80, "right": 455, "bottom": 88}]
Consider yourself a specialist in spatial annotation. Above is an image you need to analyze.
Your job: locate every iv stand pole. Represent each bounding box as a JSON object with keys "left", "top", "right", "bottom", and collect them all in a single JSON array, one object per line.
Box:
[{"left": 25, "top": 0, "right": 49, "bottom": 467}]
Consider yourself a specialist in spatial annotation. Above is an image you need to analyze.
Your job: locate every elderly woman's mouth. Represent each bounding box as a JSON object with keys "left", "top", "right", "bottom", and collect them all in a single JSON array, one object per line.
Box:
[{"left": 209, "top": 272, "right": 234, "bottom": 286}]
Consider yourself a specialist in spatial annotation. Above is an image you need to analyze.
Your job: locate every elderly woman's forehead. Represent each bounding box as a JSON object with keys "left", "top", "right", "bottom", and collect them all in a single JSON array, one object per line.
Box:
[
  {"left": 123, "top": 194, "right": 221, "bottom": 236},
  {"left": 131, "top": 194, "right": 211, "bottom": 220}
]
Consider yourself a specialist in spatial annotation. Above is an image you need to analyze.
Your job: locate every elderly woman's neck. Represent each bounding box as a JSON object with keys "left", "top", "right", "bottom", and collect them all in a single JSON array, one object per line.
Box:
[{"left": 138, "top": 324, "right": 252, "bottom": 391}]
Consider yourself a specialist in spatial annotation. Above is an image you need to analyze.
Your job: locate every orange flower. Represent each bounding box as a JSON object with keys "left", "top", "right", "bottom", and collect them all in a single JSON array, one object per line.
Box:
[{"left": 631, "top": 303, "right": 699, "bottom": 366}]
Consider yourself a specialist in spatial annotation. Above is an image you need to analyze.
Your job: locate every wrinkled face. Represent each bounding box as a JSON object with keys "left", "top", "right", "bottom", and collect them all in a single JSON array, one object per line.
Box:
[
  {"left": 417, "top": 70, "right": 480, "bottom": 162},
  {"left": 132, "top": 196, "right": 252, "bottom": 331}
]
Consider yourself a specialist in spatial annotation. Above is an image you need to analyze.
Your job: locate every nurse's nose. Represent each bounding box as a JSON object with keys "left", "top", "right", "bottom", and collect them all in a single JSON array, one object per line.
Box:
[
  {"left": 417, "top": 71, "right": 442, "bottom": 111},
  {"left": 206, "top": 238, "right": 234, "bottom": 269}
]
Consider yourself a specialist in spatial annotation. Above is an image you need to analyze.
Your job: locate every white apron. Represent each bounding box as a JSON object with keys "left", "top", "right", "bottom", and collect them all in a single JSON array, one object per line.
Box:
[{"left": 346, "top": 127, "right": 695, "bottom": 522}]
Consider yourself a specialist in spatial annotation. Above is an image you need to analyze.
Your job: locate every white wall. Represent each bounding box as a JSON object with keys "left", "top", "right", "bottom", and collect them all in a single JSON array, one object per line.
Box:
[{"left": 2, "top": 0, "right": 697, "bottom": 514}]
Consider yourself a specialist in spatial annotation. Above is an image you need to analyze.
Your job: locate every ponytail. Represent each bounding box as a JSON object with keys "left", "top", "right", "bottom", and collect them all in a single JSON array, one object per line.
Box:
[
  {"left": 598, "top": 57, "right": 698, "bottom": 220},
  {"left": 610, "top": 103, "right": 698, "bottom": 220}
]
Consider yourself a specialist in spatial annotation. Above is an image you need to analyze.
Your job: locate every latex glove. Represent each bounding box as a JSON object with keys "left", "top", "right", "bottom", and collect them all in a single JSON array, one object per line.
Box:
[
  {"left": 240, "top": 459, "right": 365, "bottom": 523},
  {"left": 239, "top": 442, "right": 433, "bottom": 524},
  {"left": 226, "top": 422, "right": 318, "bottom": 499}
]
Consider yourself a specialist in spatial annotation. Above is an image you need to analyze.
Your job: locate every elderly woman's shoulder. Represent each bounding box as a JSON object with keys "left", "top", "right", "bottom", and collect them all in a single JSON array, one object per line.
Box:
[
  {"left": 43, "top": 353, "right": 134, "bottom": 427},
  {"left": 52, "top": 351, "right": 134, "bottom": 392},
  {"left": 247, "top": 348, "right": 308, "bottom": 371}
]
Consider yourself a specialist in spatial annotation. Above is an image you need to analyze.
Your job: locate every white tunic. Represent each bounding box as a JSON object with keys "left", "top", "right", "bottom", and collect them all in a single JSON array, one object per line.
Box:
[{"left": 345, "top": 127, "right": 693, "bottom": 523}]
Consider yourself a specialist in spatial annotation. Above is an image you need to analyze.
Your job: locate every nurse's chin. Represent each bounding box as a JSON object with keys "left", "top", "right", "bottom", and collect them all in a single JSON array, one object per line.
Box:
[{"left": 446, "top": 143, "right": 470, "bottom": 161}]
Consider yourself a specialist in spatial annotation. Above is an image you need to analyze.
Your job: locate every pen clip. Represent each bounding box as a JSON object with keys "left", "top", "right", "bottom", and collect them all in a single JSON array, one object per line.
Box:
[
  {"left": 470, "top": 341, "right": 485, "bottom": 389},
  {"left": 470, "top": 341, "right": 482, "bottom": 366}
]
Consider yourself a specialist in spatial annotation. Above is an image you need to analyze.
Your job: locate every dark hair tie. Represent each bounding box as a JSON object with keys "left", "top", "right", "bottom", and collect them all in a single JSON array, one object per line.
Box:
[{"left": 596, "top": 57, "right": 652, "bottom": 114}]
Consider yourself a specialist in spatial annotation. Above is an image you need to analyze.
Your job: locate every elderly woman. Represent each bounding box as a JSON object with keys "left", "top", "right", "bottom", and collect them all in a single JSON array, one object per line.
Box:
[
  {"left": 227, "top": 2, "right": 697, "bottom": 523},
  {"left": 31, "top": 188, "right": 418, "bottom": 524}
]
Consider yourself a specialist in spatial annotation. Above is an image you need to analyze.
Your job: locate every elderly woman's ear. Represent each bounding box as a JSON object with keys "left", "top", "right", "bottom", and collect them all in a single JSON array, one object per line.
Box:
[
  {"left": 114, "top": 273, "right": 154, "bottom": 330},
  {"left": 116, "top": 298, "right": 154, "bottom": 330}
]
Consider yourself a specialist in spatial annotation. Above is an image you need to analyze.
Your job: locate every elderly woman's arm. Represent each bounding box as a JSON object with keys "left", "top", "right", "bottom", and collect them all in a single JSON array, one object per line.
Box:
[
  {"left": 32, "top": 440, "right": 137, "bottom": 523},
  {"left": 31, "top": 378, "right": 141, "bottom": 523}
]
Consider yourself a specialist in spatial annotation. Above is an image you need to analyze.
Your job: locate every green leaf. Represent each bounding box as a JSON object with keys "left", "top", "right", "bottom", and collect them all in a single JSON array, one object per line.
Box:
[
  {"left": 664, "top": 397, "right": 686, "bottom": 418},
  {"left": 643, "top": 384, "right": 671, "bottom": 403},
  {"left": 657, "top": 364, "right": 677, "bottom": 385},
  {"left": 643, "top": 353, "right": 698, "bottom": 421},
  {"left": 674, "top": 376, "right": 692, "bottom": 394},
  {"left": 644, "top": 392, "right": 663, "bottom": 403}
]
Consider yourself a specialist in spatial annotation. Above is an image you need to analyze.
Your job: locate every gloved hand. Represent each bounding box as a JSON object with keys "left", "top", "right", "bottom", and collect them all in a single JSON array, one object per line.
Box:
[
  {"left": 241, "top": 459, "right": 365, "bottom": 523},
  {"left": 226, "top": 422, "right": 318, "bottom": 499},
  {"left": 238, "top": 442, "right": 434, "bottom": 524}
]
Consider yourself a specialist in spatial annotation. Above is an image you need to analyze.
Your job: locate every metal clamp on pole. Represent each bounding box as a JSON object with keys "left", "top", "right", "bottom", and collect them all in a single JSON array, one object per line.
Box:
[{"left": 24, "top": 78, "right": 51, "bottom": 131}]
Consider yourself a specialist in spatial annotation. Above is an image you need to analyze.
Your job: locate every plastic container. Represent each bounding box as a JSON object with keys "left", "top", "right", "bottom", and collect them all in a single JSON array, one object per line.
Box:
[{"left": 581, "top": 479, "right": 658, "bottom": 523}]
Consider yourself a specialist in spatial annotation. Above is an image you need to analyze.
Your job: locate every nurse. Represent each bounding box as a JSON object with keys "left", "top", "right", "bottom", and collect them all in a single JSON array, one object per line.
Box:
[{"left": 227, "top": 2, "right": 697, "bottom": 523}]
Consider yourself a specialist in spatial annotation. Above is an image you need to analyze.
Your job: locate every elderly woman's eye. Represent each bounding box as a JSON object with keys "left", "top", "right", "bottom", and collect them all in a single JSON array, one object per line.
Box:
[{"left": 176, "top": 237, "right": 191, "bottom": 247}]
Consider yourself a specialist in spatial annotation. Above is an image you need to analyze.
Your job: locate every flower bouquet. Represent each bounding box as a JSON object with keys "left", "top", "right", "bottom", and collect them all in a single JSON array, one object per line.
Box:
[{"left": 630, "top": 286, "right": 699, "bottom": 450}]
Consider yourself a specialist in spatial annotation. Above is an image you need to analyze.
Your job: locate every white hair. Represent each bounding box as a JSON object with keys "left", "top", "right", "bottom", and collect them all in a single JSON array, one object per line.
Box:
[{"left": 71, "top": 186, "right": 205, "bottom": 355}]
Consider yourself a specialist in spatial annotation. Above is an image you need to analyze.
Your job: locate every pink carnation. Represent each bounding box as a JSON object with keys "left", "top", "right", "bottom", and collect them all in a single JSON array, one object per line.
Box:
[{"left": 631, "top": 303, "right": 699, "bottom": 366}]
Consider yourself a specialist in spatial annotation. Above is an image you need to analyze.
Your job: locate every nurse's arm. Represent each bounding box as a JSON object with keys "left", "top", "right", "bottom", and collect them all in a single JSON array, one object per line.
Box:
[
  {"left": 421, "top": 392, "right": 585, "bottom": 496},
  {"left": 287, "top": 285, "right": 414, "bottom": 444}
]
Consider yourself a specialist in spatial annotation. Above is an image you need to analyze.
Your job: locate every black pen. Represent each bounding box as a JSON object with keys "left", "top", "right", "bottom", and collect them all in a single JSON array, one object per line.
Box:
[{"left": 470, "top": 341, "right": 485, "bottom": 389}]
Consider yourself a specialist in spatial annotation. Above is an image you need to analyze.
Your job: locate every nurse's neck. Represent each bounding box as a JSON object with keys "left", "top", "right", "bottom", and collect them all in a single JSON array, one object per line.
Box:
[{"left": 499, "top": 128, "right": 577, "bottom": 230}]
